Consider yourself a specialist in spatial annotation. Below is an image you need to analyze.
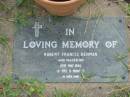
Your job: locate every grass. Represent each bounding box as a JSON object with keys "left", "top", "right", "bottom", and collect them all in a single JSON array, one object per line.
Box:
[
  {"left": 0, "top": 33, "right": 12, "bottom": 75},
  {"left": 16, "top": 0, "right": 25, "bottom": 6},
  {"left": 15, "top": 0, "right": 37, "bottom": 26},
  {"left": 15, "top": 11, "right": 29, "bottom": 26},
  {"left": 127, "top": 4, "right": 130, "bottom": 16},
  {"left": 80, "top": 71, "right": 94, "bottom": 82},
  {"left": 0, "top": 0, "right": 37, "bottom": 26},
  {"left": 108, "top": 85, "right": 130, "bottom": 97},
  {"left": 0, "top": 34, "right": 9, "bottom": 47},
  {"left": 0, "top": 76, "right": 45, "bottom": 97},
  {"left": 0, "top": 1, "right": 10, "bottom": 12},
  {"left": 54, "top": 88, "right": 74, "bottom": 97},
  {"left": 86, "top": 0, "right": 95, "bottom": 4},
  {"left": 115, "top": 53, "right": 128, "bottom": 70},
  {"left": 53, "top": 88, "right": 83, "bottom": 97},
  {"left": 128, "top": 48, "right": 130, "bottom": 52},
  {"left": 16, "top": 0, "right": 36, "bottom": 15},
  {"left": 117, "top": 0, "right": 130, "bottom": 16}
]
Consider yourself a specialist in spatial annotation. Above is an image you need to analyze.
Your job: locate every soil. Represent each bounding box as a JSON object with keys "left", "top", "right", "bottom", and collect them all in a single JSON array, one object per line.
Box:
[{"left": 0, "top": 0, "right": 130, "bottom": 97}]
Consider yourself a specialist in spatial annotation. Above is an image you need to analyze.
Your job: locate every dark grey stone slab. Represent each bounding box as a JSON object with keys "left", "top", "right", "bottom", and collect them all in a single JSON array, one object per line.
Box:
[{"left": 13, "top": 16, "right": 128, "bottom": 82}]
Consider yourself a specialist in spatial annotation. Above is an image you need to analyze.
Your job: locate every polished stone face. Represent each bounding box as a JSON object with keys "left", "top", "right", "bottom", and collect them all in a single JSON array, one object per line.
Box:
[{"left": 13, "top": 16, "right": 128, "bottom": 82}]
